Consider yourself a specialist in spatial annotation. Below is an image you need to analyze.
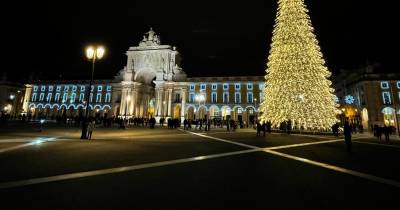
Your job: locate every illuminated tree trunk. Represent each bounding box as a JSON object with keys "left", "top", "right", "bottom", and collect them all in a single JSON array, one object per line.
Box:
[{"left": 260, "top": 0, "right": 339, "bottom": 129}]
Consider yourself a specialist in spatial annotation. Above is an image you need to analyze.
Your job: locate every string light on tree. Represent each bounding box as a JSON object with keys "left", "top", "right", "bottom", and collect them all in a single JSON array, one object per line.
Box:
[{"left": 260, "top": 0, "right": 339, "bottom": 129}]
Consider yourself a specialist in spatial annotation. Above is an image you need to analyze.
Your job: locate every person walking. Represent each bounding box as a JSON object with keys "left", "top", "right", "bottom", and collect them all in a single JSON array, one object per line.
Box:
[
  {"left": 256, "top": 122, "right": 261, "bottom": 136},
  {"left": 87, "top": 119, "right": 95, "bottom": 140},
  {"left": 383, "top": 125, "right": 390, "bottom": 141},
  {"left": 344, "top": 118, "right": 352, "bottom": 153}
]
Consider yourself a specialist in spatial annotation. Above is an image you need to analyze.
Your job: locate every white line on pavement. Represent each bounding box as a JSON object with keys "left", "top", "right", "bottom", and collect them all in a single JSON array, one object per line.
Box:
[
  {"left": 186, "top": 131, "right": 259, "bottom": 149},
  {"left": 184, "top": 130, "right": 400, "bottom": 188},
  {"left": 265, "top": 139, "right": 343, "bottom": 150},
  {"left": 0, "top": 137, "right": 57, "bottom": 153},
  {"left": 263, "top": 149, "right": 400, "bottom": 188},
  {"left": 0, "top": 148, "right": 260, "bottom": 189}
]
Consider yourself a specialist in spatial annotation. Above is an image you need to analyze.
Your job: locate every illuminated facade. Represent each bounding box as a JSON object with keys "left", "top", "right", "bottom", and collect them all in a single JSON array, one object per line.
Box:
[
  {"left": 21, "top": 28, "right": 263, "bottom": 124},
  {"left": 0, "top": 80, "right": 25, "bottom": 117},
  {"left": 335, "top": 65, "right": 400, "bottom": 130},
  {"left": 24, "top": 81, "right": 115, "bottom": 119}
]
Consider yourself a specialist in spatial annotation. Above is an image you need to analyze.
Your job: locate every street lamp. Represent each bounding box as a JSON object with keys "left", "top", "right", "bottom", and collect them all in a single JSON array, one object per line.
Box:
[{"left": 81, "top": 45, "right": 105, "bottom": 139}]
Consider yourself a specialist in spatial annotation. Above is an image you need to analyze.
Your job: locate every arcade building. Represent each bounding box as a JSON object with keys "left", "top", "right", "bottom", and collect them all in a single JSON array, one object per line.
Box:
[
  {"left": 17, "top": 28, "right": 400, "bottom": 131},
  {"left": 335, "top": 65, "right": 400, "bottom": 131},
  {"left": 22, "top": 28, "right": 263, "bottom": 125}
]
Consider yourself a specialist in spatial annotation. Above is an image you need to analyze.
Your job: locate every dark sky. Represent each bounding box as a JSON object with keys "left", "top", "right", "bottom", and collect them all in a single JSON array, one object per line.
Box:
[{"left": 3, "top": 0, "right": 399, "bottom": 81}]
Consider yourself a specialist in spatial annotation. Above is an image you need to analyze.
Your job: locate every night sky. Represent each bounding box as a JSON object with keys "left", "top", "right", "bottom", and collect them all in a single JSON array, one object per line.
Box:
[{"left": 3, "top": 0, "right": 399, "bottom": 81}]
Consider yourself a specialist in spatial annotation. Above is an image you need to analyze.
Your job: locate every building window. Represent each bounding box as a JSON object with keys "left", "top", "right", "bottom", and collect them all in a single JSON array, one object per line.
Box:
[
  {"left": 381, "top": 81, "right": 389, "bottom": 89},
  {"left": 235, "top": 92, "right": 241, "bottom": 103},
  {"left": 259, "top": 92, "right": 264, "bottom": 102},
  {"left": 105, "top": 93, "right": 111, "bottom": 103},
  {"left": 223, "top": 83, "right": 229, "bottom": 90},
  {"left": 56, "top": 86, "right": 61, "bottom": 92},
  {"left": 41, "top": 86, "right": 46, "bottom": 92},
  {"left": 72, "top": 85, "right": 77, "bottom": 92},
  {"left": 62, "top": 93, "right": 68, "bottom": 103},
  {"left": 397, "top": 81, "right": 400, "bottom": 89},
  {"left": 200, "top": 84, "right": 206, "bottom": 91},
  {"left": 96, "top": 93, "right": 102, "bottom": 102},
  {"left": 106, "top": 85, "right": 112, "bottom": 92},
  {"left": 64, "top": 86, "right": 69, "bottom": 91},
  {"left": 189, "top": 93, "right": 195, "bottom": 103},
  {"left": 247, "top": 92, "right": 253, "bottom": 103},
  {"left": 79, "top": 93, "right": 85, "bottom": 102},
  {"left": 81, "top": 86, "right": 85, "bottom": 92},
  {"left": 382, "top": 92, "right": 391, "bottom": 104},
  {"left": 55, "top": 93, "right": 60, "bottom": 102},
  {"left": 212, "top": 84, "right": 217, "bottom": 90},
  {"left": 247, "top": 83, "right": 253, "bottom": 90},
  {"left": 31, "top": 93, "right": 37, "bottom": 101},
  {"left": 47, "top": 93, "right": 52, "bottom": 102},
  {"left": 48, "top": 86, "right": 53, "bottom": 92},
  {"left": 39, "top": 93, "right": 45, "bottom": 101},
  {"left": 70, "top": 93, "right": 76, "bottom": 103},
  {"left": 175, "top": 93, "right": 181, "bottom": 103},
  {"left": 259, "top": 83, "right": 264, "bottom": 90},
  {"left": 189, "top": 84, "right": 195, "bottom": 91},
  {"left": 212, "top": 92, "right": 217, "bottom": 103},
  {"left": 33, "top": 86, "right": 38, "bottom": 92},
  {"left": 223, "top": 92, "right": 229, "bottom": 103},
  {"left": 97, "top": 86, "right": 102, "bottom": 92},
  {"left": 90, "top": 93, "right": 93, "bottom": 102},
  {"left": 235, "top": 83, "right": 241, "bottom": 90}
]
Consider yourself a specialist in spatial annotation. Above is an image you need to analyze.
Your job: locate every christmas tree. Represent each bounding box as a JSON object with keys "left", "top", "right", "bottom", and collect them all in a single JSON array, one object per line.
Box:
[{"left": 260, "top": 0, "right": 339, "bottom": 129}]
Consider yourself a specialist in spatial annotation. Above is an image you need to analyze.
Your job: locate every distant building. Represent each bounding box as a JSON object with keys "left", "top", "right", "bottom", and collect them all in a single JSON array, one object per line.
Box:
[
  {"left": 334, "top": 64, "right": 400, "bottom": 130},
  {"left": 0, "top": 78, "right": 25, "bottom": 118},
  {"left": 21, "top": 28, "right": 263, "bottom": 126}
]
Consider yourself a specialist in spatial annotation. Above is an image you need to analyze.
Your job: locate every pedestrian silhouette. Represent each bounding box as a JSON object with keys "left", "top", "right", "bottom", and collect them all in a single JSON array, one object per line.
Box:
[{"left": 344, "top": 118, "right": 352, "bottom": 153}]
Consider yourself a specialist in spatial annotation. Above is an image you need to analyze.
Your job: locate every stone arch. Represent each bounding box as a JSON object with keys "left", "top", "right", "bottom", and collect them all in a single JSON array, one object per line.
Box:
[
  {"left": 187, "top": 106, "right": 195, "bottom": 120},
  {"left": 232, "top": 105, "right": 243, "bottom": 121},
  {"left": 221, "top": 105, "right": 231, "bottom": 119},
  {"left": 382, "top": 107, "right": 396, "bottom": 126},
  {"left": 68, "top": 104, "right": 76, "bottom": 110},
  {"left": 198, "top": 106, "right": 207, "bottom": 120},
  {"left": 134, "top": 68, "right": 157, "bottom": 85},
  {"left": 209, "top": 105, "right": 220, "bottom": 119},
  {"left": 173, "top": 104, "right": 181, "bottom": 119}
]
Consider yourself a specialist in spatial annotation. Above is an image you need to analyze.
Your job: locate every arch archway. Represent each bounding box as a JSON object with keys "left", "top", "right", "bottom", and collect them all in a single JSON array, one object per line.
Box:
[
  {"left": 198, "top": 106, "right": 207, "bottom": 120},
  {"left": 173, "top": 104, "right": 181, "bottom": 119},
  {"left": 221, "top": 106, "right": 231, "bottom": 120},
  {"left": 187, "top": 106, "right": 195, "bottom": 120},
  {"left": 382, "top": 107, "right": 396, "bottom": 126},
  {"left": 209, "top": 105, "right": 220, "bottom": 119}
]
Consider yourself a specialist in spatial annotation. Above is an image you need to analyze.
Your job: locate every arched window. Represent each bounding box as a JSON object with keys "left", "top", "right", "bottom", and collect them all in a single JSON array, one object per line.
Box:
[{"left": 105, "top": 93, "right": 111, "bottom": 103}]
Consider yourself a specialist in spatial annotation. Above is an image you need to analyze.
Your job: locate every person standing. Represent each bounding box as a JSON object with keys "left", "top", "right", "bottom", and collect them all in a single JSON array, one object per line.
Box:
[
  {"left": 344, "top": 118, "right": 352, "bottom": 153},
  {"left": 87, "top": 120, "right": 95, "bottom": 140},
  {"left": 383, "top": 125, "right": 390, "bottom": 141}
]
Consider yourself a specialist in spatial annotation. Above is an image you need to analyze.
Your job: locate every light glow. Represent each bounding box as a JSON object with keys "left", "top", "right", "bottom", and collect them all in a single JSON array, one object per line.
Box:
[
  {"left": 260, "top": 0, "right": 339, "bottom": 129},
  {"left": 86, "top": 46, "right": 95, "bottom": 59},
  {"left": 96, "top": 46, "right": 105, "bottom": 59}
]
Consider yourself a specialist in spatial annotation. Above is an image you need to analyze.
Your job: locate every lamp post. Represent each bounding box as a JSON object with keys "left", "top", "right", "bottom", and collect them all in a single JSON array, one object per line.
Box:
[
  {"left": 9, "top": 94, "right": 15, "bottom": 119},
  {"left": 80, "top": 46, "right": 105, "bottom": 139}
]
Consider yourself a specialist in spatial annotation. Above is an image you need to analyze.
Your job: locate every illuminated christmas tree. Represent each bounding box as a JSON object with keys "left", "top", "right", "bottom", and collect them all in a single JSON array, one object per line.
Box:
[{"left": 260, "top": 0, "right": 339, "bottom": 129}]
